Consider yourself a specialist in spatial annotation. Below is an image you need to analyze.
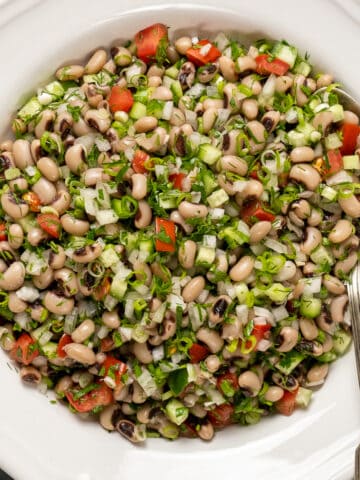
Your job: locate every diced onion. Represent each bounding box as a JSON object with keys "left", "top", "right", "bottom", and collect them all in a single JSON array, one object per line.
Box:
[
  {"left": 152, "top": 303, "right": 167, "bottom": 324},
  {"left": 152, "top": 345, "right": 165, "bottom": 362},
  {"left": 137, "top": 369, "right": 158, "bottom": 396},
  {"left": 261, "top": 74, "right": 276, "bottom": 98},
  {"left": 162, "top": 101, "right": 174, "bottom": 120},
  {"left": 203, "top": 235, "right": 217, "bottom": 248},
  {"left": 302, "top": 277, "right": 322, "bottom": 296},
  {"left": 209, "top": 208, "right": 225, "bottom": 219},
  {"left": 77, "top": 300, "right": 97, "bottom": 317},
  {"left": 97, "top": 326, "right": 109, "bottom": 340},
  {"left": 167, "top": 294, "right": 186, "bottom": 313},
  {"left": 191, "top": 191, "right": 202, "bottom": 204},
  {"left": 14, "top": 312, "right": 31, "bottom": 331},
  {"left": 124, "top": 299, "right": 134, "bottom": 319},
  {"left": 235, "top": 305, "right": 248, "bottom": 323},
  {"left": 199, "top": 43, "right": 211, "bottom": 56},
  {"left": 285, "top": 108, "right": 298, "bottom": 123},
  {"left": 214, "top": 32, "right": 229, "bottom": 51},
  {"left": 253, "top": 307, "right": 275, "bottom": 325},
  {"left": 187, "top": 83, "right": 205, "bottom": 98},
  {"left": 16, "top": 285, "right": 39, "bottom": 303},
  {"left": 74, "top": 133, "right": 96, "bottom": 152},
  {"left": 257, "top": 339, "right": 272, "bottom": 352},
  {"left": 253, "top": 316, "right": 267, "bottom": 325},
  {"left": 237, "top": 220, "right": 250, "bottom": 237},
  {"left": 119, "top": 327, "right": 132, "bottom": 342},
  {"left": 206, "top": 86, "right": 219, "bottom": 98},
  {"left": 263, "top": 238, "right": 288, "bottom": 254},
  {"left": 196, "top": 289, "right": 209, "bottom": 303},
  {"left": 38, "top": 330, "right": 53, "bottom": 346},
  {"left": 272, "top": 305, "right": 289, "bottom": 322},
  {"left": 95, "top": 136, "right": 111, "bottom": 152},
  {"left": 185, "top": 110, "right": 198, "bottom": 129},
  {"left": 326, "top": 170, "right": 353, "bottom": 186}
]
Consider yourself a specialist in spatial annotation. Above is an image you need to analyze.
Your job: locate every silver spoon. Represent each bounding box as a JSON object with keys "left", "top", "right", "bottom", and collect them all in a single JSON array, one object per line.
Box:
[{"left": 316, "top": 86, "right": 360, "bottom": 118}]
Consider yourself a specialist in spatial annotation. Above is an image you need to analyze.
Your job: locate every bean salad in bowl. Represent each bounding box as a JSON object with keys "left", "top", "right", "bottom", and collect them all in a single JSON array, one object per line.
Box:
[{"left": 0, "top": 22, "right": 359, "bottom": 443}]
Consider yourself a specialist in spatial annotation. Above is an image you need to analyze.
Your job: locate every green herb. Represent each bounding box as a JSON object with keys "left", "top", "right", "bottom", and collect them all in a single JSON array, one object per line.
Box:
[
  {"left": 87, "top": 144, "right": 100, "bottom": 168},
  {"left": 72, "top": 383, "right": 99, "bottom": 401},
  {"left": 67, "top": 104, "right": 82, "bottom": 122},
  {"left": 168, "top": 368, "right": 189, "bottom": 396},
  {"left": 112, "top": 331, "right": 123, "bottom": 348}
]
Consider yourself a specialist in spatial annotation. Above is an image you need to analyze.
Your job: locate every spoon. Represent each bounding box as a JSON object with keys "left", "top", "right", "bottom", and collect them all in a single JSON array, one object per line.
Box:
[{"left": 316, "top": 86, "right": 360, "bottom": 118}]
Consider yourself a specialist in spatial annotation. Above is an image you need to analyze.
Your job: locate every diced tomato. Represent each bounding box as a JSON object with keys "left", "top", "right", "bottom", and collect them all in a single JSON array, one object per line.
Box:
[
  {"left": 275, "top": 387, "right": 299, "bottom": 416},
  {"left": 186, "top": 39, "right": 221, "bottom": 66},
  {"left": 340, "top": 123, "right": 360, "bottom": 156},
  {"left": 155, "top": 217, "right": 176, "bottom": 252},
  {"left": 23, "top": 191, "right": 41, "bottom": 212},
  {"left": 189, "top": 343, "right": 209, "bottom": 363},
  {"left": 251, "top": 324, "right": 271, "bottom": 345},
  {"left": 216, "top": 372, "right": 239, "bottom": 395},
  {"left": 10, "top": 333, "right": 39, "bottom": 365},
  {"left": 208, "top": 404, "right": 234, "bottom": 428},
  {"left": 249, "top": 170, "right": 259, "bottom": 180},
  {"left": 132, "top": 150, "right": 152, "bottom": 174},
  {"left": 240, "top": 199, "right": 276, "bottom": 224},
  {"left": 108, "top": 86, "right": 134, "bottom": 113},
  {"left": 93, "top": 277, "right": 111, "bottom": 301},
  {"left": 37, "top": 213, "right": 61, "bottom": 239},
  {"left": 255, "top": 54, "right": 289, "bottom": 76},
  {"left": 100, "top": 336, "right": 115, "bottom": 353},
  {"left": 323, "top": 149, "right": 343, "bottom": 177},
  {"left": 57, "top": 334, "right": 72, "bottom": 359},
  {"left": 102, "top": 355, "right": 127, "bottom": 386},
  {"left": 181, "top": 422, "right": 198, "bottom": 438},
  {"left": 65, "top": 382, "right": 113, "bottom": 413},
  {"left": 169, "top": 173, "right": 186, "bottom": 190},
  {"left": 134, "top": 23, "right": 168, "bottom": 64},
  {"left": 0, "top": 223, "right": 7, "bottom": 241}
]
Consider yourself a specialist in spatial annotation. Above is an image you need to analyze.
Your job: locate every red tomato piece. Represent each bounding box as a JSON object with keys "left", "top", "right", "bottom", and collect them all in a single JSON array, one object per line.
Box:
[
  {"left": 108, "top": 86, "right": 134, "bottom": 113},
  {"left": 216, "top": 372, "right": 239, "bottom": 395},
  {"left": 0, "top": 223, "right": 7, "bottom": 241},
  {"left": 10, "top": 333, "right": 39, "bottom": 365},
  {"left": 155, "top": 217, "right": 176, "bottom": 252},
  {"left": 102, "top": 356, "right": 127, "bottom": 386},
  {"left": 37, "top": 213, "right": 61, "bottom": 238},
  {"left": 186, "top": 39, "right": 221, "bottom": 66},
  {"left": 66, "top": 382, "right": 113, "bottom": 413},
  {"left": 255, "top": 54, "right": 290, "bottom": 76},
  {"left": 132, "top": 150, "right": 152, "bottom": 174},
  {"left": 189, "top": 343, "right": 209, "bottom": 363},
  {"left": 323, "top": 149, "right": 343, "bottom": 177},
  {"left": 240, "top": 199, "right": 275, "bottom": 224},
  {"left": 135, "top": 23, "right": 168, "bottom": 64},
  {"left": 251, "top": 324, "right": 271, "bottom": 344},
  {"left": 57, "top": 334, "right": 72, "bottom": 359},
  {"left": 275, "top": 387, "right": 299, "bottom": 416},
  {"left": 169, "top": 173, "right": 186, "bottom": 190},
  {"left": 93, "top": 277, "right": 111, "bottom": 301},
  {"left": 23, "top": 191, "right": 41, "bottom": 212},
  {"left": 340, "top": 123, "right": 360, "bottom": 155},
  {"left": 208, "top": 404, "right": 234, "bottom": 428},
  {"left": 100, "top": 337, "right": 115, "bottom": 353}
]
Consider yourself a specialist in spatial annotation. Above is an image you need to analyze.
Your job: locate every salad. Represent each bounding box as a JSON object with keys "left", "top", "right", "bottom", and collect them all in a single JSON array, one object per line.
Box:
[{"left": 0, "top": 22, "right": 359, "bottom": 443}]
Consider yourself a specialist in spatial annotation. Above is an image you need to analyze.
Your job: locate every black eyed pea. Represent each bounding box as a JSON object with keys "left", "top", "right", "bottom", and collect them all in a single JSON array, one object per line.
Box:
[
  {"left": 330, "top": 294, "right": 348, "bottom": 324},
  {"left": 335, "top": 251, "right": 358, "bottom": 278},
  {"left": 1, "top": 192, "right": 29, "bottom": 220},
  {"left": 276, "top": 326, "right": 298, "bottom": 352},
  {"left": 136, "top": 127, "right": 168, "bottom": 153},
  {"left": 338, "top": 194, "right": 360, "bottom": 218},
  {"left": 134, "top": 200, "right": 152, "bottom": 229},
  {"left": 102, "top": 310, "right": 120, "bottom": 329},
  {"left": 178, "top": 201, "right": 208, "bottom": 219},
  {"left": 169, "top": 107, "right": 185, "bottom": 127},
  {"left": 203, "top": 99, "right": 224, "bottom": 110},
  {"left": 292, "top": 75, "right": 308, "bottom": 106},
  {"left": 63, "top": 343, "right": 96, "bottom": 365},
  {"left": 178, "top": 240, "right": 197, "bottom": 269},
  {"left": 43, "top": 291, "right": 74, "bottom": 315},
  {"left": 306, "top": 364, "right": 329, "bottom": 384},
  {"left": 316, "top": 311, "right": 336, "bottom": 335},
  {"left": 198, "top": 421, "right": 214, "bottom": 441},
  {"left": 151, "top": 86, "right": 173, "bottom": 101},
  {"left": 290, "top": 146, "right": 315, "bottom": 163},
  {"left": 198, "top": 64, "right": 218, "bottom": 84},
  {"left": 20, "top": 366, "right": 42, "bottom": 385},
  {"left": 261, "top": 111, "right": 281, "bottom": 133},
  {"left": 132, "top": 342, "right": 153, "bottom": 364},
  {"left": 196, "top": 328, "right": 224, "bottom": 353},
  {"left": 323, "top": 274, "right": 346, "bottom": 295},
  {"left": 50, "top": 190, "right": 72, "bottom": 216},
  {"left": 134, "top": 116, "right": 158, "bottom": 133},
  {"left": 263, "top": 386, "right": 284, "bottom": 403},
  {"left": 72, "top": 243, "right": 103, "bottom": 263},
  {"left": 289, "top": 164, "right": 321, "bottom": 191},
  {"left": 48, "top": 246, "right": 66, "bottom": 270},
  {"left": 328, "top": 219, "right": 353, "bottom": 244},
  {"left": 85, "top": 108, "right": 111, "bottom": 133},
  {"left": 241, "top": 75, "right": 262, "bottom": 96},
  {"left": 133, "top": 260, "right": 152, "bottom": 287},
  {"left": 71, "top": 319, "right": 95, "bottom": 343},
  {"left": 29, "top": 304, "right": 48, "bottom": 322},
  {"left": 27, "top": 228, "right": 48, "bottom": 247},
  {"left": 209, "top": 295, "right": 232, "bottom": 325},
  {"left": 223, "top": 83, "right": 242, "bottom": 112},
  {"left": 236, "top": 55, "right": 257, "bottom": 75},
  {"left": 35, "top": 110, "right": 56, "bottom": 139},
  {"left": 178, "top": 62, "right": 196, "bottom": 90},
  {"left": 246, "top": 120, "right": 266, "bottom": 144},
  {"left": 61, "top": 214, "right": 90, "bottom": 235},
  {"left": 217, "top": 173, "right": 237, "bottom": 196},
  {"left": 84, "top": 49, "right": 107, "bottom": 74},
  {"left": 238, "top": 371, "right": 262, "bottom": 397},
  {"left": 83, "top": 167, "right": 109, "bottom": 186},
  {"left": 54, "top": 268, "right": 79, "bottom": 297},
  {"left": 12, "top": 139, "right": 34, "bottom": 169},
  {"left": 219, "top": 155, "right": 248, "bottom": 176},
  {"left": 218, "top": 56, "right": 237, "bottom": 82},
  {"left": 37, "top": 157, "right": 60, "bottom": 182},
  {"left": 73, "top": 116, "right": 95, "bottom": 137},
  {"left": 54, "top": 112, "right": 73, "bottom": 138},
  {"left": 8, "top": 291, "right": 27, "bottom": 313},
  {"left": 222, "top": 129, "right": 240, "bottom": 155},
  {"left": 166, "top": 44, "right": 180, "bottom": 64},
  {"left": 32, "top": 267, "right": 54, "bottom": 290},
  {"left": 202, "top": 108, "right": 217, "bottom": 134},
  {"left": 204, "top": 355, "right": 221, "bottom": 373},
  {"left": 241, "top": 99, "right": 258, "bottom": 120},
  {"left": 111, "top": 46, "right": 132, "bottom": 67},
  {"left": 229, "top": 256, "right": 254, "bottom": 282},
  {"left": 0, "top": 260, "right": 6, "bottom": 273},
  {"left": 316, "top": 73, "right": 333, "bottom": 89},
  {"left": 147, "top": 65, "right": 165, "bottom": 78},
  {"left": 8, "top": 224, "right": 24, "bottom": 249},
  {"left": 343, "top": 110, "right": 359, "bottom": 125},
  {"left": 174, "top": 36, "right": 193, "bottom": 55},
  {"left": 307, "top": 208, "right": 323, "bottom": 227},
  {"left": 249, "top": 221, "right": 272, "bottom": 244},
  {"left": 148, "top": 75, "right": 162, "bottom": 88},
  {"left": 322, "top": 334, "right": 334, "bottom": 353},
  {"left": 312, "top": 111, "right": 334, "bottom": 134},
  {"left": 99, "top": 404, "right": 121, "bottom": 431},
  {"left": 30, "top": 139, "right": 42, "bottom": 162},
  {"left": 290, "top": 199, "right": 311, "bottom": 220},
  {"left": 9, "top": 177, "right": 28, "bottom": 193},
  {"left": 116, "top": 419, "right": 146, "bottom": 444},
  {"left": 0, "top": 262, "right": 26, "bottom": 291},
  {"left": 299, "top": 318, "right": 319, "bottom": 341},
  {"left": 65, "top": 144, "right": 87, "bottom": 174},
  {"left": 182, "top": 276, "right": 206, "bottom": 303},
  {"left": 0, "top": 140, "right": 13, "bottom": 152},
  {"left": 32, "top": 177, "right": 57, "bottom": 205},
  {"left": 300, "top": 227, "right": 322, "bottom": 255},
  {"left": 56, "top": 64, "right": 85, "bottom": 81},
  {"left": 0, "top": 152, "right": 15, "bottom": 173}
]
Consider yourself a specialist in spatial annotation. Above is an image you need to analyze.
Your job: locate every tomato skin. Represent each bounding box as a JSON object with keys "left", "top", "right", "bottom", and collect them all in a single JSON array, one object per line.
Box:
[
  {"left": 208, "top": 404, "right": 234, "bottom": 428},
  {"left": 132, "top": 150, "right": 152, "bottom": 174},
  {"left": 275, "top": 387, "right": 299, "bottom": 416},
  {"left": 323, "top": 149, "right": 343, "bottom": 177},
  {"left": 340, "top": 123, "right": 360, "bottom": 155},
  {"left": 135, "top": 23, "right": 168, "bottom": 64},
  {"left": 216, "top": 372, "right": 239, "bottom": 395},
  {"left": 93, "top": 277, "right": 111, "bottom": 301},
  {"left": 186, "top": 39, "right": 221, "bottom": 66},
  {"left": 57, "top": 334, "right": 72, "bottom": 359},
  {"left": 37, "top": 213, "right": 61, "bottom": 238},
  {"left": 169, "top": 173, "right": 186, "bottom": 190},
  {"left": 155, "top": 217, "right": 176, "bottom": 252},
  {"left": 241, "top": 200, "right": 275, "bottom": 224},
  {"left": 189, "top": 343, "right": 209, "bottom": 363},
  {"left": 255, "top": 54, "right": 289, "bottom": 76},
  {"left": 251, "top": 324, "right": 271, "bottom": 346},
  {"left": 66, "top": 382, "right": 113, "bottom": 413},
  {"left": 10, "top": 333, "right": 39, "bottom": 365},
  {"left": 0, "top": 223, "right": 7, "bottom": 241},
  {"left": 23, "top": 192, "right": 41, "bottom": 212},
  {"left": 108, "top": 86, "right": 134, "bottom": 113},
  {"left": 102, "top": 356, "right": 127, "bottom": 386}
]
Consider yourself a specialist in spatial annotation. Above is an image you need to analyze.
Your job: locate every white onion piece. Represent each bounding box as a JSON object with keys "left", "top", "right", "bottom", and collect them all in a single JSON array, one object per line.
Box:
[
  {"left": 326, "top": 170, "right": 353, "bottom": 186},
  {"left": 209, "top": 208, "right": 225, "bottom": 219},
  {"left": 274, "top": 261, "right": 297, "bottom": 282},
  {"left": 187, "top": 83, "right": 205, "bottom": 98},
  {"left": 119, "top": 327, "right": 132, "bottom": 342},
  {"left": 257, "top": 339, "right": 272, "bottom": 352},
  {"left": 152, "top": 345, "right": 165, "bottom": 362},
  {"left": 272, "top": 305, "right": 289, "bottom": 322},
  {"left": 302, "top": 276, "right": 322, "bottom": 296},
  {"left": 253, "top": 316, "right": 267, "bottom": 325},
  {"left": 214, "top": 32, "right": 229, "bottom": 51},
  {"left": 196, "top": 289, "right": 209, "bottom": 304},
  {"left": 186, "top": 110, "right": 198, "bottom": 129},
  {"left": 236, "top": 305, "right": 248, "bottom": 323},
  {"left": 14, "top": 312, "right": 30, "bottom": 331},
  {"left": 199, "top": 43, "right": 211, "bottom": 56},
  {"left": 285, "top": 108, "right": 298, "bottom": 123},
  {"left": 253, "top": 306, "right": 274, "bottom": 325},
  {"left": 262, "top": 74, "right": 276, "bottom": 98},
  {"left": 263, "top": 238, "right": 288, "bottom": 254},
  {"left": 306, "top": 379, "right": 325, "bottom": 388},
  {"left": 162, "top": 101, "right": 174, "bottom": 120},
  {"left": 97, "top": 326, "right": 109, "bottom": 340},
  {"left": 203, "top": 235, "right": 217, "bottom": 248},
  {"left": 38, "top": 330, "right": 53, "bottom": 346},
  {"left": 233, "top": 180, "right": 247, "bottom": 192},
  {"left": 74, "top": 133, "right": 96, "bottom": 152},
  {"left": 95, "top": 136, "right": 111, "bottom": 152}
]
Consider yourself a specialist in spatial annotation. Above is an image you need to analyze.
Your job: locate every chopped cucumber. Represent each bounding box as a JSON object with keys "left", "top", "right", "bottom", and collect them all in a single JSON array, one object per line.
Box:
[
  {"left": 18, "top": 97, "right": 42, "bottom": 122},
  {"left": 287, "top": 130, "right": 306, "bottom": 147},
  {"left": 294, "top": 61, "right": 311, "bottom": 77},
  {"left": 4, "top": 168, "right": 21, "bottom": 181},
  {"left": 320, "top": 185, "right": 337, "bottom": 201},
  {"left": 158, "top": 192, "right": 179, "bottom": 209},
  {"left": 299, "top": 296, "right": 322, "bottom": 319},
  {"left": 129, "top": 101, "right": 147, "bottom": 120},
  {"left": 110, "top": 274, "right": 128, "bottom": 300},
  {"left": 333, "top": 329, "right": 352, "bottom": 355},
  {"left": 328, "top": 104, "right": 344, "bottom": 122},
  {"left": 165, "top": 399, "right": 189, "bottom": 425},
  {"left": 202, "top": 169, "right": 218, "bottom": 195},
  {"left": 41, "top": 341, "right": 58, "bottom": 359},
  {"left": 207, "top": 189, "right": 229, "bottom": 208},
  {"left": 325, "top": 132, "right": 342, "bottom": 150},
  {"left": 296, "top": 387, "right": 313, "bottom": 408},
  {"left": 99, "top": 248, "right": 119, "bottom": 268},
  {"left": 317, "top": 351, "right": 337, "bottom": 363},
  {"left": 234, "top": 283, "right": 249, "bottom": 303},
  {"left": 165, "top": 65, "right": 180, "bottom": 79},
  {"left": 343, "top": 154, "right": 360, "bottom": 170},
  {"left": 272, "top": 41, "right": 298, "bottom": 68},
  {"left": 17, "top": 215, "right": 37, "bottom": 233},
  {"left": 195, "top": 245, "right": 216, "bottom": 267},
  {"left": 275, "top": 351, "right": 304, "bottom": 375},
  {"left": 146, "top": 99, "right": 165, "bottom": 119},
  {"left": 198, "top": 144, "right": 222, "bottom": 165},
  {"left": 310, "top": 245, "right": 334, "bottom": 266},
  {"left": 219, "top": 226, "right": 249, "bottom": 248}
]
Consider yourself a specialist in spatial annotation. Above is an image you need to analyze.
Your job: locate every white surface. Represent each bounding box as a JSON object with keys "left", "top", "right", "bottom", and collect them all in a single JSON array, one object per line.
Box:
[{"left": 0, "top": 1, "right": 360, "bottom": 479}]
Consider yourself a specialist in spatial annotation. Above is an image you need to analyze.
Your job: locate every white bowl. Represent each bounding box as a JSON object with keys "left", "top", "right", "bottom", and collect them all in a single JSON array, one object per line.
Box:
[{"left": 0, "top": 1, "right": 360, "bottom": 479}]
